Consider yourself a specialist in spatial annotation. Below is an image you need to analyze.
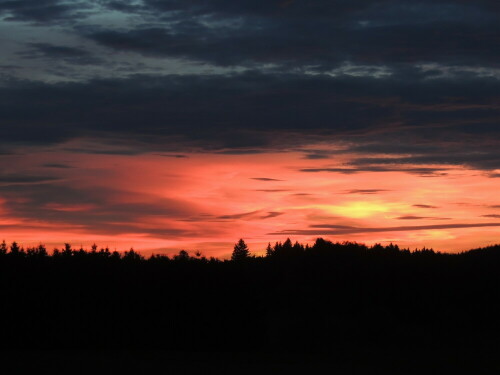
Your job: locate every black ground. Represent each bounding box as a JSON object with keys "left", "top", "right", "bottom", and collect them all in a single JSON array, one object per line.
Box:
[{"left": 1, "top": 239, "right": 499, "bottom": 373}]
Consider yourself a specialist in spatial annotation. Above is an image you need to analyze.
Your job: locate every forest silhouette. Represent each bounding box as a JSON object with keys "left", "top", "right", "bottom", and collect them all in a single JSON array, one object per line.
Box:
[{"left": 1, "top": 238, "right": 500, "bottom": 371}]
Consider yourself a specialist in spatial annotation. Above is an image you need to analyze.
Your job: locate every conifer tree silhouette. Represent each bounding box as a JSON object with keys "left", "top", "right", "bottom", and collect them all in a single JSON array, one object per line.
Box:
[
  {"left": 174, "top": 249, "right": 190, "bottom": 261},
  {"left": 10, "top": 241, "right": 21, "bottom": 256},
  {"left": 265, "top": 242, "right": 274, "bottom": 257},
  {"left": 0, "top": 240, "right": 7, "bottom": 255},
  {"left": 231, "top": 239, "right": 250, "bottom": 261}
]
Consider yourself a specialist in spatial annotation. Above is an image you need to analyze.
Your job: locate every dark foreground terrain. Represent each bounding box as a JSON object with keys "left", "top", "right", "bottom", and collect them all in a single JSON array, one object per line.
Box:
[{"left": 1, "top": 239, "right": 499, "bottom": 373}]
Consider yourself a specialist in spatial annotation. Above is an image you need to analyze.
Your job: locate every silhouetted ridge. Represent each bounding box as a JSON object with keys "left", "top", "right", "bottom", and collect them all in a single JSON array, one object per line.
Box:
[
  {"left": 463, "top": 244, "right": 500, "bottom": 255},
  {"left": 0, "top": 238, "right": 443, "bottom": 262},
  {"left": 0, "top": 237, "right": 499, "bottom": 371}
]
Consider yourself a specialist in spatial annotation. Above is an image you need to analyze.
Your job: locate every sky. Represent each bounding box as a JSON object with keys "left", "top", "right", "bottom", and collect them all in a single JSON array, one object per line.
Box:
[{"left": 0, "top": 0, "right": 499, "bottom": 257}]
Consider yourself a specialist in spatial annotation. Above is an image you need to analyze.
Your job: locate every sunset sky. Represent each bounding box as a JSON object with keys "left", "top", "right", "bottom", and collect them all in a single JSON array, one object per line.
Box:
[{"left": 0, "top": 1, "right": 499, "bottom": 257}]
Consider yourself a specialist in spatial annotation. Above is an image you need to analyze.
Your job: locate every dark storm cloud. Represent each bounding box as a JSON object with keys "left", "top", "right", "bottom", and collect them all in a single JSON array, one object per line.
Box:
[
  {"left": 19, "top": 43, "right": 101, "bottom": 65},
  {"left": 138, "top": 0, "right": 500, "bottom": 18},
  {"left": 87, "top": 23, "right": 500, "bottom": 70},
  {"left": 271, "top": 222, "right": 500, "bottom": 236},
  {"left": 1, "top": 0, "right": 499, "bottom": 173},
  {"left": 85, "top": 0, "right": 500, "bottom": 70},
  {"left": 1, "top": 72, "right": 498, "bottom": 171},
  {"left": 0, "top": 0, "right": 86, "bottom": 23},
  {"left": 102, "top": 0, "right": 144, "bottom": 13}
]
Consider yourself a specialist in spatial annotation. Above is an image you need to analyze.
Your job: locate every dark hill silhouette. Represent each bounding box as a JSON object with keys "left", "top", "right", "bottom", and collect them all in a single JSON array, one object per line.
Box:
[{"left": 0, "top": 238, "right": 500, "bottom": 372}]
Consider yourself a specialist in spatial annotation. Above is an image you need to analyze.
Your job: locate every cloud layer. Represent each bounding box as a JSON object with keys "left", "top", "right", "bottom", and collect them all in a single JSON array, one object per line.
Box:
[
  {"left": 0, "top": 0, "right": 498, "bottom": 170},
  {"left": 0, "top": 0, "right": 498, "bottom": 254}
]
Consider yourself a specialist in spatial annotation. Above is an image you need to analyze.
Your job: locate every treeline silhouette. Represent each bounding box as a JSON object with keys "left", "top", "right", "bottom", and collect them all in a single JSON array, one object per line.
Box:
[{"left": 1, "top": 238, "right": 500, "bottom": 369}]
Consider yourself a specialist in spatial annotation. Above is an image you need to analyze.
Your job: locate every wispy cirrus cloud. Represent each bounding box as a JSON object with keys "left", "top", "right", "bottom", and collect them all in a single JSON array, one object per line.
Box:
[
  {"left": 413, "top": 204, "right": 439, "bottom": 209},
  {"left": 344, "top": 189, "right": 390, "bottom": 195},
  {"left": 482, "top": 214, "right": 500, "bottom": 219},
  {"left": 396, "top": 215, "right": 450, "bottom": 220},
  {"left": 251, "top": 177, "right": 284, "bottom": 182},
  {"left": 299, "top": 166, "right": 450, "bottom": 176},
  {"left": 271, "top": 223, "right": 500, "bottom": 236}
]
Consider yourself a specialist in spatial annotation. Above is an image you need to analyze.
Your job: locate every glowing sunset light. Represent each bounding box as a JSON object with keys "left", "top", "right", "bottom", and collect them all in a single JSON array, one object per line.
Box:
[
  {"left": 44, "top": 203, "right": 98, "bottom": 212},
  {"left": 0, "top": 0, "right": 498, "bottom": 258},
  {"left": 320, "top": 201, "right": 410, "bottom": 219},
  {"left": 0, "top": 142, "right": 497, "bottom": 257}
]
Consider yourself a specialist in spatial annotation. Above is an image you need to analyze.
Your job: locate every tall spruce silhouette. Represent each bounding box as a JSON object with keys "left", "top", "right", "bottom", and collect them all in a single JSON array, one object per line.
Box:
[
  {"left": 231, "top": 238, "right": 250, "bottom": 261},
  {"left": 265, "top": 242, "right": 274, "bottom": 257}
]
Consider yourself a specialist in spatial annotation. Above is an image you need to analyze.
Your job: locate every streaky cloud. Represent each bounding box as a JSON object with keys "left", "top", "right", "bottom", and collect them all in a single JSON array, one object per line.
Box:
[
  {"left": 251, "top": 178, "right": 284, "bottom": 181},
  {"left": 396, "top": 215, "right": 450, "bottom": 220},
  {"left": 413, "top": 204, "right": 439, "bottom": 209},
  {"left": 345, "top": 189, "right": 389, "bottom": 194},
  {"left": 271, "top": 223, "right": 500, "bottom": 236}
]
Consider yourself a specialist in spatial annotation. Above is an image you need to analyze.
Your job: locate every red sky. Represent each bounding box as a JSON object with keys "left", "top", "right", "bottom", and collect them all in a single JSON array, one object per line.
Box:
[
  {"left": 0, "top": 1, "right": 499, "bottom": 259},
  {"left": 0, "top": 140, "right": 498, "bottom": 258}
]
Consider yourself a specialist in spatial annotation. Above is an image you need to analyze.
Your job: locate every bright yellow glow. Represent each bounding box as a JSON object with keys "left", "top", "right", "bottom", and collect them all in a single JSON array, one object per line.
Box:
[{"left": 324, "top": 201, "right": 408, "bottom": 218}]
